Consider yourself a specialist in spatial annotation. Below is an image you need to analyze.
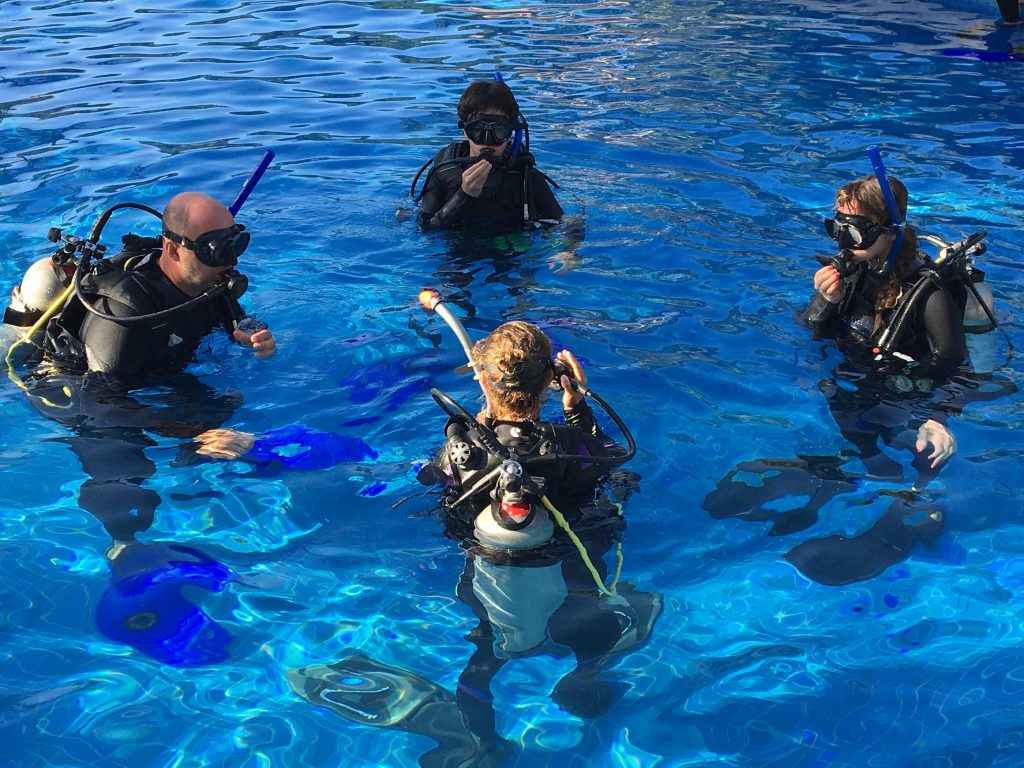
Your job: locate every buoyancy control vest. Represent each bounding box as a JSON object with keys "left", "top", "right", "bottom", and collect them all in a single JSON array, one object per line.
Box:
[
  {"left": 417, "top": 142, "right": 558, "bottom": 228},
  {"left": 439, "top": 417, "right": 609, "bottom": 523},
  {"left": 44, "top": 247, "right": 241, "bottom": 377},
  {"left": 836, "top": 255, "right": 972, "bottom": 364}
]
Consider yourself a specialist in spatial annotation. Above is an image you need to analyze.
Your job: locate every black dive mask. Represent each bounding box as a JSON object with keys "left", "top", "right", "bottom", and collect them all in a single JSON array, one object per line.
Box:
[
  {"left": 460, "top": 114, "right": 515, "bottom": 147},
  {"left": 163, "top": 223, "right": 250, "bottom": 268},
  {"left": 823, "top": 212, "right": 888, "bottom": 251}
]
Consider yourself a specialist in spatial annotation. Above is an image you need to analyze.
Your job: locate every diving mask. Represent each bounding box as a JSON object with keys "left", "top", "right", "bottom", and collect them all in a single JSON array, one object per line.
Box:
[
  {"left": 461, "top": 114, "right": 515, "bottom": 147},
  {"left": 823, "top": 212, "right": 889, "bottom": 251},
  {"left": 163, "top": 223, "right": 250, "bottom": 268}
]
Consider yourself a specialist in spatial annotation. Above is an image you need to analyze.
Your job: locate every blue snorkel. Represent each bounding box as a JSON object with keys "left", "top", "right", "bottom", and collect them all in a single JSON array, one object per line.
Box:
[
  {"left": 493, "top": 72, "right": 525, "bottom": 159},
  {"left": 866, "top": 145, "right": 905, "bottom": 279},
  {"left": 230, "top": 149, "right": 276, "bottom": 216}
]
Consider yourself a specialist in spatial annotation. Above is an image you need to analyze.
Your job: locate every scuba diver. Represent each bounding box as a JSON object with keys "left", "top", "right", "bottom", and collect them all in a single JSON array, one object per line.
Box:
[
  {"left": 2, "top": 160, "right": 279, "bottom": 665},
  {"left": 2, "top": 186, "right": 278, "bottom": 543},
  {"left": 415, "top": 306, "right": 635, "bottom": 547},
  {"left": 411, "top": 78, "right": 564, "bottom": 230},
  {"left": 287, "top": 299, "right": 660, "bottom": 767},
  {"left": 705, "top": 148, "right": 1014, "bottom": 586},
  {"left": 420, "top": 299, "right": 657, "bottom": 711}
]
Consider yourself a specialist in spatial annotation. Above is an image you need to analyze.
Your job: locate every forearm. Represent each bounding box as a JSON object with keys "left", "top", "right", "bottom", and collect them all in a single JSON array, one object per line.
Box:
[
  {"left": 420, "top": 188, "right": 472, "bottom": 228},
  {"left": 804, "top": 293, "right": 840, "bottom": 333},
  {"left": 564, "top": 399, "right": 612, "bottom": 445}
]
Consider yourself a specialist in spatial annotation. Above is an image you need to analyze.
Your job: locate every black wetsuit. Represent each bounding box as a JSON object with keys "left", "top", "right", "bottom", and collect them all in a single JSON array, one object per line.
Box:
[
  {"left": 804, "top": 261, "right": 967, "bottom": 379},
  {"left": 44, "top": 250, "right": 240, "bottom": 382},
  {"left": 417, "top": 141, "right": 563, "bottom": 229}
]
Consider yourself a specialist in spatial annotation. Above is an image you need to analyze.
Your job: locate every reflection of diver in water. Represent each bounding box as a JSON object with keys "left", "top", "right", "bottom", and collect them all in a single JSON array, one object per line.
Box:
[
  {"left": 287, "top": 303, "right": 660, "bottom": 766},
  {"left": 20, "top": 370, "right": 243, "bottom": 666},
  {"left": 705, "top": 153, "right": 1015, "bottom": 586},
  {"left": 943, "top": 3, "right": 1024, "bottom": 60},
  {"left": 414, "top": 216, "right": 586, "bottom": 330},
  {"left": 288, "top": 517, "right": 661, "bottom": 768}
]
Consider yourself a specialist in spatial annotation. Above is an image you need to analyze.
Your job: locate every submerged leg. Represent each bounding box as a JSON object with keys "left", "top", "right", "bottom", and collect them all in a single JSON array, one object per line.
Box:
[
  {"left": 784, "top": 496, "right": 944, "bottom": 586},
  {"left": 703, "top": 455, "right": 859, "bottom": 535}
]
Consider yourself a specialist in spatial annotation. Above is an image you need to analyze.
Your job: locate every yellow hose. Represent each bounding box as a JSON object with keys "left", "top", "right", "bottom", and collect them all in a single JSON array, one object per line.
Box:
[{"left": 541, "top": 495, "right": 622, "bottom": 597}]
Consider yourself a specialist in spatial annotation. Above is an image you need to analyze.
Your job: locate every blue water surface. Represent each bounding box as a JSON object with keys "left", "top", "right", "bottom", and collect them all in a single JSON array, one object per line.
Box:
[{"left": 2, "top": 1, "right": 1023, "bottom": 766}]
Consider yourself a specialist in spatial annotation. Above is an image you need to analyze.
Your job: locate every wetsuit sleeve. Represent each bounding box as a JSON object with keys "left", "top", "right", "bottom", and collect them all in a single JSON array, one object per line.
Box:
[
  {"left": 79, "top": 297, "right": 152, "bottom": 379},
  {"left": 918, "top": 286, "right": 967, "bottom": 378},
  {"left": 418, "top": 168, "right": 471, "bottom": 228},
  {"left": 528, "top": 168, "right": 563, "bottom": 223},
  {"left": 563, "top": 399, "right": 609, "bottom": 442},
  {"left": 803, "top": 293, "right": 841, "bottom": 338}
]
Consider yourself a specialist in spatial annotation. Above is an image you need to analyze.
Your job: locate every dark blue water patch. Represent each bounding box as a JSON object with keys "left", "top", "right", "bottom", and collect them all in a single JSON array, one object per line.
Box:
[{"left": 943, "top": 48, "right": 1024, "bottom": 61}]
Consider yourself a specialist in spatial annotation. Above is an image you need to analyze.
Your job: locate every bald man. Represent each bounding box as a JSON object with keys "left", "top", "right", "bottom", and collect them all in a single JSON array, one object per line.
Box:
[{"left": 47, "top": 191, "right": 275, "bottom": 382}]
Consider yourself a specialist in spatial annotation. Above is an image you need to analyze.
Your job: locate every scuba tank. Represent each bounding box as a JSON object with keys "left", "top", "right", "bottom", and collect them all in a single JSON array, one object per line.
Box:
[
  {"left": 2, "top": 249, "right": 77, "bottom": 362},
  {"left": 875, "top": 229, "right": 1008, "bottom": 372},
  {"left": 3, "top": 251, "right": 76, "bottom": 329},
  {"left": 434, "top": 389, "right": 556, "bottom": 550}
]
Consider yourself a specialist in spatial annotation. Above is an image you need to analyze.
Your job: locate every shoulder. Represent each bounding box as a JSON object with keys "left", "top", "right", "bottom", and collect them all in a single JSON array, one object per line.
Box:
[
  {"left": 432, "top": 141, "right": 467, "bottom": 165},
  {"left": 82, "top": 255, "right": 165, "bottom": 315}
]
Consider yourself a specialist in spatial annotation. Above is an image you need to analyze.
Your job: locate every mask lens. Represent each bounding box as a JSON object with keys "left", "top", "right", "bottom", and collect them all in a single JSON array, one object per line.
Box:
[
  {"left": 194, "top": 225, "right": 249, "bottom": 267},
  {"left": 825, "top": 213, "right": 882, "bottom": 250},
  {"left": 465, "top": 116, "right": 513, "bottom": 146}
]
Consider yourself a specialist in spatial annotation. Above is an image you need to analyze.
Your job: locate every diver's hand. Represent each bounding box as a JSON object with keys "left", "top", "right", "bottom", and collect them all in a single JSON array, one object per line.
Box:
[
  {"left": 915, "top": 419, "right": 956, "bottom": 469},
  {"left": 461, "top": 158, "right": 493, "bottom": 198},
  {"left": 557, "top": 349, "right": 587, "bottom": 409},
  {"left": 195, "top": 428, "right": 256, "bottom": 459},
  {"left": 233, "top": 327, "right": 276, "bottom": 358},
  {"left": 813, "top": 264, "right": 844, "bottom": 304}
]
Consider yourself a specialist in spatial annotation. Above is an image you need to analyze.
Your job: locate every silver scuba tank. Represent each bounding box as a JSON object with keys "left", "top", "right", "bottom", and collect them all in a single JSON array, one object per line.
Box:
[
  {"left": 472, "top": 457, "right": 554, "bottom": 550},
  {"left": 2, "top": 256, "right": 74, "bottom": 360},
  {"left": 964, "top": 280, "right": 997, "bottom": 373}
]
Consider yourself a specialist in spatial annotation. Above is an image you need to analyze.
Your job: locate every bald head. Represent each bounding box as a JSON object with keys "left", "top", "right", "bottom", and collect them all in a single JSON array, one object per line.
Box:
[{"left": 163, "top": 192, "right": 234, "bottom": 240}]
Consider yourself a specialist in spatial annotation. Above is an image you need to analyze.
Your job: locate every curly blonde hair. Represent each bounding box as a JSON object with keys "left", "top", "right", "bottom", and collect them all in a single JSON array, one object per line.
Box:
[{"left": 474, "top": 321, "right": 553, "bottom": 420}]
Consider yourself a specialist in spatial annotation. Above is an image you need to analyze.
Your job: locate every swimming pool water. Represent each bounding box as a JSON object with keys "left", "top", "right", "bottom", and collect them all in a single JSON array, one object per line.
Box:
[{"left": 2, "top": 1, "right": 1023, "bottom": 766}]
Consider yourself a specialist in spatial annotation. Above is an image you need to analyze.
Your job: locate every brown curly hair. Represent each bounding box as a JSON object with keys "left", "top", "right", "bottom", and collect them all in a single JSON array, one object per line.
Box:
[
  {"left": 834, "top": 175, "right": 919, "bottom": 335},
  {"left": 473, "top": 321, "right": 553, "bottom": 420}
]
